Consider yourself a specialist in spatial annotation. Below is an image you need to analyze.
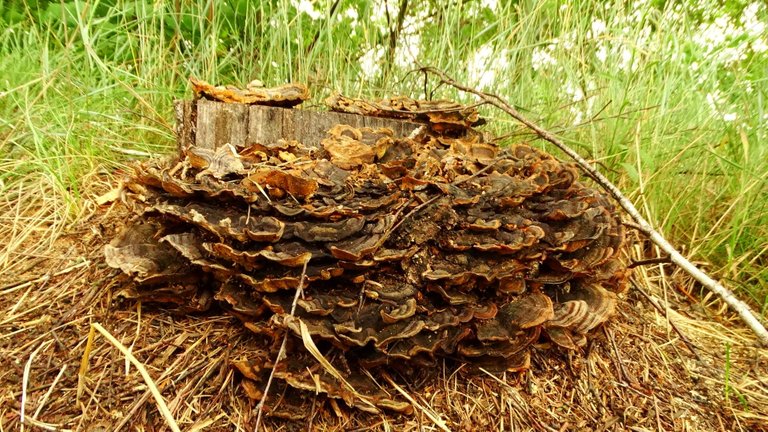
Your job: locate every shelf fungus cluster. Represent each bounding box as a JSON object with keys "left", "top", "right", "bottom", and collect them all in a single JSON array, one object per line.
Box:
[{"left": 105, "top": 79, "right": 629, "bottom": 417}]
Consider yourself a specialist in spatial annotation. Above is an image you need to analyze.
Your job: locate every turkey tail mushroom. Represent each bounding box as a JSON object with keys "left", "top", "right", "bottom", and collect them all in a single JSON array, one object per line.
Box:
[{"left": 106, "top": 88, "right": 630, "bottom": 416}]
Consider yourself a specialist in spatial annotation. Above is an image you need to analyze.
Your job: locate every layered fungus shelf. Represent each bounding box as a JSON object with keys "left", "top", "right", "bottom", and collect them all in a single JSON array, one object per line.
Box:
[{"left": 105, "top": 79, "right": 629, "bottom": 416}]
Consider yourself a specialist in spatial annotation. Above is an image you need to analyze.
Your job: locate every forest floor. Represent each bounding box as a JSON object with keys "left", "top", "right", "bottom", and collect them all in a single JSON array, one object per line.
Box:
[{"left": 0, "top": 202, "right": 766, "bottom": 431}]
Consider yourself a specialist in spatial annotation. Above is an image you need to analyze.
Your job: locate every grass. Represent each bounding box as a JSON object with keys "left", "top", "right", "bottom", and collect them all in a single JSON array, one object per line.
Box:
[{"left": 1, "top": 0, "right": 767, "bottom": 313}]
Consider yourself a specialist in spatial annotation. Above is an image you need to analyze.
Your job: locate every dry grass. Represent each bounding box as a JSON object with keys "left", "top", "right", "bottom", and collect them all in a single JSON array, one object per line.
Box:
[{"left": 0, "top": 184, "right": 767, "bottom": 431}]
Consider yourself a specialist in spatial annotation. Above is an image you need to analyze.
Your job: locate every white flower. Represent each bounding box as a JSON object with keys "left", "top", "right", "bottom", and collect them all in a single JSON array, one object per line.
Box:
[
  {"left": 564, "top": 79, "right": 597, "bottom": 125},
  {"left": 293, "top": 0, "right": 322, "bottom": 20},
  {"left": 366, "top": 2, "right": 429, "bottom": 70},
  {"left": 718, "top": 43, "right": 749, "bottom": 65},
  {"left": 531, "top": 46, "right": 557, "bottom": 71},
  {"left": 590, "top": 19, "right": 607, "bottom": 37},
  {"left": 595, "top": 44, "right": 608, "bottom": 63},
  {"left": 371, "top": 1, "right": 399, "bottom": 30},
  {"left": 741, "top": 3, "right": 766, "bottom": 37},
  {"left": 693, "top": 15, "right": 740, "bottom": 57},
  {"left": 752, "top": 38, "right": 768, "bottom": 53},
  {"left": 565, "top": 81, "right": 585, "bottom": 103},
  {"left": 619, "top": 46, "right": 638, "bottom": 72},
  {"left": 705, "top": 90, "right": 740, "bottom": 122},
  {"left": 468, "top": 45, "right": 510, "bottom": 89},
  {"left": 706, "top": 90, "right": 724, "bottom": 112},
  {"left": 571, "top": 108, "right": 584, "bottom": 125},
  {"left": 344, "top": 7, "right": 359, "bottom": 21},
  {"left": 395, "top": 33, "right": 421, "bottom": 69},
  {"left": 481, "top": 0, "right": 498, "bottom": 10},
  {"left": 359, "top": 46, "right": 386, "bottom": 79}
]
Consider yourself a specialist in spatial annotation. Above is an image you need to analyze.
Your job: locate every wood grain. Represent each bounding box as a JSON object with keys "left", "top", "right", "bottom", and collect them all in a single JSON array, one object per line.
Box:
[{"left": 175, "top": 100, "right": 422, "bottom": 152}]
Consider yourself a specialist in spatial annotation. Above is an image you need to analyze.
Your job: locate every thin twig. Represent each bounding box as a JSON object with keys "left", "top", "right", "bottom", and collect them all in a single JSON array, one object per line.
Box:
[
  {"left": 629, "top": 256, "right": 671, "bottom": 269},
  {"left": 385, "top": 195, "right": 440, "bottom": 240},
  {"left": 0, "top": 259, "right": 90, "bottom": 295},
  {"left": 254, "top": 258, "right": 310, "bottom": 431},
  {"left": 20, "top": 417, "right": 67, "bottom": 432},
  {"left": 603, "top": 327, "right": 629, "bottom": 383},
  {"left": 382, "top": 159, "right": 500, "bottom": 244},
  {"left": 421, "top": 66, "right": 768, "bottom": 347},
  {"left": 113, "top": 390, "right": 152, "bottom": 431},
  {"left": 21, "top": 341, "right": 50, "bottom": 432},
  {"left": 622, "top": 221, "right": 648, "bottom": 234},
  {"left": 381, "top": 372, "right": 450, "bottom": 432},
  {"left": 112, "top": 332, "right": 212, "bottom": 431},
  {"left": 33, "top": 364, "right": 68, "bottom": 419}
]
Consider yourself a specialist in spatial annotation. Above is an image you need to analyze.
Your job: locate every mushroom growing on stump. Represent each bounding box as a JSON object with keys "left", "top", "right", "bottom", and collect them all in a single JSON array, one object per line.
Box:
[{"left": 105, "top": 79, "right": 629, "bottom": 417}]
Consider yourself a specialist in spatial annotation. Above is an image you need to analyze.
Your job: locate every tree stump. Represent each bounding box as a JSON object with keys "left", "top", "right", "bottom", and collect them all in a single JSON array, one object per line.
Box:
[
  {"left": 174, "top": 99, "right": 423, "bottom": 154},
  {"left": 109, "top": 84, "right": 629, "bottom": 416}
]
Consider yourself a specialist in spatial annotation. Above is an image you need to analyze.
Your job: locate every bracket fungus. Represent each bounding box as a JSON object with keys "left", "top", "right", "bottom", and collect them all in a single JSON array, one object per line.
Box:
[{"left": 106, "top": 81, "right": 629, "bottom": 417}]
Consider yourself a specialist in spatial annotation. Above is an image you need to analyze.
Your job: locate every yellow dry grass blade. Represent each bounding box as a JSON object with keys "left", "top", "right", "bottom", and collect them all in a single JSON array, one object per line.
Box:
[
  {"left": 89, "top": 323, "right": 181, "bottom": 432},
  {"left": 298, "top": 319, "right": 380, "bottom": 413},
  {"left": 381, "top": 373, "right": 451, "bottom": 432},
  {"left": 76, "top": 325, "right": 95, "bottom": 402}
]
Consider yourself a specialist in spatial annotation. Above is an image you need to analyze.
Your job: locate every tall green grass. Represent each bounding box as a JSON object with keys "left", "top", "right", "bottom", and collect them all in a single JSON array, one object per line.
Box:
[{"left": 1, "top": 0, "right": 766, "bottom": 309}]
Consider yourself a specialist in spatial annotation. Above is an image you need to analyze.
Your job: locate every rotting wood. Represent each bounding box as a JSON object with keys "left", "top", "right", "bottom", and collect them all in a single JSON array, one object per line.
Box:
[
  {"left": 196, "top": 99, "right": 249, "bottom": 151},
  {"left": 175, "top": 100, "right": 423, "bottom": 155},
  {"left": 174, "top": 99, "right": 195, "bottom": 155}
]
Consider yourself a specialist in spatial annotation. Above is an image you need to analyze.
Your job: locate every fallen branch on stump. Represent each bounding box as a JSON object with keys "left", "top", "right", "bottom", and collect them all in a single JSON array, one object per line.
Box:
[{"left": 419, "top": 66, "right": 768, "bottom": 346}]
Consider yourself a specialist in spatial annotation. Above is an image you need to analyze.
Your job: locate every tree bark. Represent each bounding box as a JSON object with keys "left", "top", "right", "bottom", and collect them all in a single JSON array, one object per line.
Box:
[{"left": 174, "top": 99, "right": 423, "bottom": 153}]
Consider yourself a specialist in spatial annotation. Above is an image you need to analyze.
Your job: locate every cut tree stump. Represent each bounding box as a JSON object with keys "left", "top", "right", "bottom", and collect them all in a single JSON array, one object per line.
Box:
[
  {"left": 111, "top": 90, "right": 630, "bottom": 416},
  {"left": 174, "top": 99, "right": 423, "bottom": 152}
]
